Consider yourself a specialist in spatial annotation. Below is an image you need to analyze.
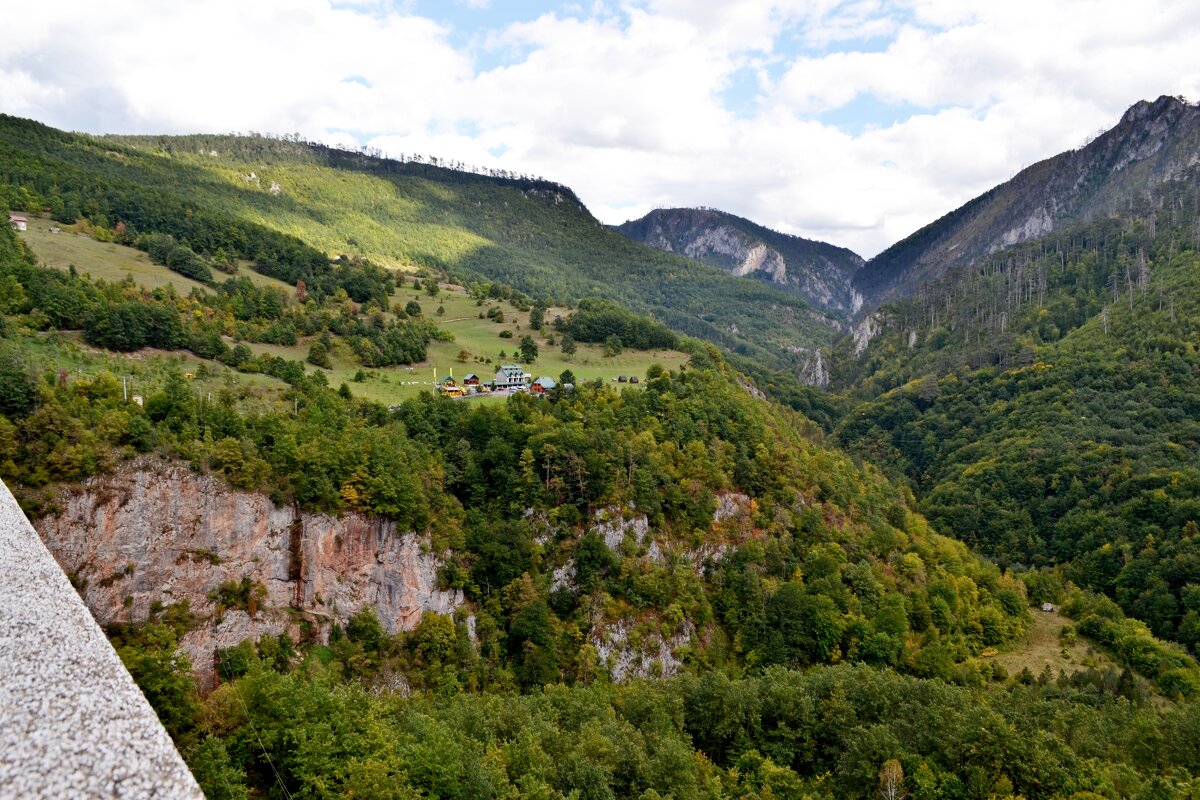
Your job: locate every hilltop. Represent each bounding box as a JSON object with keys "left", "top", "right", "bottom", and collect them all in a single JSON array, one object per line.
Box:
[
  {"left": 0, "top": 115, "right": 839, "bottom": 374},
  {"left": 613, "top": 207, "right": 865, "bottom": 318}
]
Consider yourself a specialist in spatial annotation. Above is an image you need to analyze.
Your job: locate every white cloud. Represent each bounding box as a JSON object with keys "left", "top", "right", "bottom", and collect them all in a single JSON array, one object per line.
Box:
[{"left": 2, "top": 1, "right": 1200, "bottom": 257}]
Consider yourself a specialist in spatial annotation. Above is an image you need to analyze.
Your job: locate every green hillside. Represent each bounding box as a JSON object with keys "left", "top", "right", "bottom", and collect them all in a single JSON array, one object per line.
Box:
[
  {"left": 0, "top": 115, "right": 837, "bottom": 373},
  {"left": 11, "top": 204, "right": 1199, "bottom": 797},
  {"left": 12, "top": 215, "right": 688, "bottom": 405},
  {"left": 834, "top": 165, "right": 1200, "bottom": 661},
  {"left": 6, "top": 111, "right": 1200, "bottom": 799}
]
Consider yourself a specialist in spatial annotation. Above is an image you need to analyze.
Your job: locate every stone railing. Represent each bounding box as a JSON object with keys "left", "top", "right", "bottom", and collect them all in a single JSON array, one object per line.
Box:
[{"left": 0, "top": 479, "right": 202, "bottom": 798}]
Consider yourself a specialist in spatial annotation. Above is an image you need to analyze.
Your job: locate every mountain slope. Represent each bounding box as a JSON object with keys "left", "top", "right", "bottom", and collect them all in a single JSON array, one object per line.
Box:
[
  {"left": 614, "top": 207, "right": 865, "bottom": 317},
  {"left": 0, "top": 115, "right": 839, "bottom": 373},
  {"left": 855, "top": 95, "right": 1200, "bottom": 308},
  {"left": 834, "top": 164, "right": 1200, "bottom": 659}
]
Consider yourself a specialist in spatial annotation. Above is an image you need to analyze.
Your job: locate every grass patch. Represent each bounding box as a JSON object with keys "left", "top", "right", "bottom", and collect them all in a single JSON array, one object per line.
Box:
[
  {"left": 13, "top": 220, "right": 691, "bottom": 407},
  {"left": 18, "top": 215, "right": 293, "bottom": 296},
  {"left": 989, "top": 609, "right": 1114, "bottom": 679},
  {"left": 249, "top": 282, "right": 690, "bottom": 405}
]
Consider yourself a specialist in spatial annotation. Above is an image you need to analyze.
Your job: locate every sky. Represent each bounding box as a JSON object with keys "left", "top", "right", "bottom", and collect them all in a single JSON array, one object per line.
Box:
[{"left": 2, "top": 1, "right": 1199, "bottom": 257}]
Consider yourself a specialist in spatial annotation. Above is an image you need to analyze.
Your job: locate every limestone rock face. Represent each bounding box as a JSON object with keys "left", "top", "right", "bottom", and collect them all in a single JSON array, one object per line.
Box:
[
  {"left": 613, "top": 207, "right": 864, "bottom": 317},
  {"left": 35, "top": 461, "right": 461, "bottom": 679}
]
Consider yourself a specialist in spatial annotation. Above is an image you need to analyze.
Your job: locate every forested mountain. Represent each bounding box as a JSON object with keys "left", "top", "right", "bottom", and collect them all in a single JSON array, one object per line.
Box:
[
  {"left": 855, "top": 95, "right": 1200, "bottom": 308},
  {"left": 613, "top": 207, "right": 865, "bottom": 318},
  {"left": 0, "top": 114, "right": 840, "bottom": 374},
  {"left": 7, "top": 100, "right": 1200, "bottom": 799},
  {"left": 6, "top": 215, "right": 1172, "bottom": 797},
  {"left": 834, "top": 149, "right": 1200, "bottom": 660}
]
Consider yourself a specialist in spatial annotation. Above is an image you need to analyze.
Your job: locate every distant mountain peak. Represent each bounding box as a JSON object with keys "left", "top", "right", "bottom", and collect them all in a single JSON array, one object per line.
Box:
[
  {"left": 1118, "top": 94, "right": 1192, "bottom": 126},
  {"left": 854, "top": 95, "right": 1200, "bottom": 311},
  {"left": 613, "top": 207, "right": 864, "bottom": 318}
]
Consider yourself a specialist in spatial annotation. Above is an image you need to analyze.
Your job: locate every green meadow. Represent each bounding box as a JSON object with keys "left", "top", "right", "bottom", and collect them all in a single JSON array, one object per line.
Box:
[{"left": 17, "top": 223, "right": 689, "bottom": 406}]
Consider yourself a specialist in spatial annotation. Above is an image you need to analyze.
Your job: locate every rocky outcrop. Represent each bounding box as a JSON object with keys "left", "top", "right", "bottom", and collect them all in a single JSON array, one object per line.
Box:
[
  {"left": 34, "top": 465, "right": 762, "bottom": 687},
  {"left": 591, "top": 618, "right": 694, "bottom": 681},
  {"left": 35, "top": 461, "right": 461, "bottom": 681},
  {"left": 801, "top": 348, "right": 830, "bottom": 388},
  {"left": 592, "top": 506, "right": 651, "bottom": 550},
  {"left": 852, "top": 312, "right": 885, "bottom": 356},
  {"left": 613, "top": 207, "right": 864, "bottom": 317}
]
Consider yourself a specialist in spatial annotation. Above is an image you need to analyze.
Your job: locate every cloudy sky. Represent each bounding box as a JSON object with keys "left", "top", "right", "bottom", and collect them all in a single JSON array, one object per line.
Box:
[{"left": 3, "top": 1, "right": 1198, "bottom": 256}]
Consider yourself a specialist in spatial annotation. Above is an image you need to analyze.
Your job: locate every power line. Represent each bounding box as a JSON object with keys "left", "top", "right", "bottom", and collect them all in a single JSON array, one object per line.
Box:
[{"left": 228, "top": 678, "right": 295, "bottom": 800}]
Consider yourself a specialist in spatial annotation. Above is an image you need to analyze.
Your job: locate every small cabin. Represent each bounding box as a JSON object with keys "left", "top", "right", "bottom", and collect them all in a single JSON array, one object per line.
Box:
[
  {"left": 617, "top": 375, "right": 627, "bottom": 383},
  {"left": 530, "top": 376, "right": 557, "bottom": 394},
  {"left": 462, "top": 373, "right": 479, "bottom": 386},
  {"left": 437, "top": 376, "right": 465, "bottom": 397},
  {"left": 8, "top": 215, "right": 27, "bottom": 232},
  {"left": 629, "top": 376, "right": 640, "bottom": 384}
]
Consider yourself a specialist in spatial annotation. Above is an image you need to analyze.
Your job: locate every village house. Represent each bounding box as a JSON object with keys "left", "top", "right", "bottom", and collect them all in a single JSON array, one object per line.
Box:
[
  {"left": 493, "top": 364, "right": 530, "bottom": 391},
  {"left": 436, "top": 376, "right": 465, "bottom": 398},
  {"left": 462, "top": 373, "right": 480, "bottom": 386},
  {"left": 530, "top": 376, "right": 557, "bottom": 394},
  {"left": 8, "top": 215, "right": 27, "bottom": 232}
]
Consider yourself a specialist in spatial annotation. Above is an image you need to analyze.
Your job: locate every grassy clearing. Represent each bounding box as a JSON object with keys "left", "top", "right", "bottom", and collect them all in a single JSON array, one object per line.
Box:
[
  {"left": 18, "top": 215, "right": 293, "bottom": 295},
  {"left": 19, "top": 225, "right": 693, "bottom": 406},
  {"left": 988, "top": 609, "right": 1114, "bottom": 679},
  {"left": 243, "top": 282, "right": 689, "bottom": 405},
  {"left": 401, "top": 282, "right": 689, "bottom": 390},
  {"left": 19, "top": 216, "right": 206, "bottom": 293}
]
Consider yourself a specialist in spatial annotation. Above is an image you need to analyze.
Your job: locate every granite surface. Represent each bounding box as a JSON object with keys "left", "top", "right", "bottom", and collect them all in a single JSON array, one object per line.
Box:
[{"left": 0, "top": 479, "right": 203, "bottom": 798}]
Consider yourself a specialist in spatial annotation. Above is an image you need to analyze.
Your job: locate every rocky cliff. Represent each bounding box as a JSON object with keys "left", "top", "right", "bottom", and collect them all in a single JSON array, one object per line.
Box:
[
  {"left": 34, "top": 460, "right": 767, "bottom": 687},
  {"left": 855, "top": 95, "right": 1200, "bottom": 309},
  {"left": 35, "top": 459, "right": 462, "bottom": 684},
  {"left": 613, "top": 207, "right": 864, "bottom": 318}
]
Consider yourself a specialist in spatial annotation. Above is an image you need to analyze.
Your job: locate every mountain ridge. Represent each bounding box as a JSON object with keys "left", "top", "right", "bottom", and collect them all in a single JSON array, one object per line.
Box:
[
  {"left": 854, "top": 95, "right": 1200, "bottom": 309},
  {"left": 0, "top": 115, "right": 841, "bottom": 376},
  {"left": 613, "top": 206, "right": 865, "bottom": 318}
]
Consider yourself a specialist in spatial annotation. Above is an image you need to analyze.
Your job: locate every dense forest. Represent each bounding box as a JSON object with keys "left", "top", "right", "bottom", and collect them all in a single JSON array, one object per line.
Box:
[
  {"left": 6, "top": 112, "right": 1200, "bottom": 799},
  {"left": 834, "top": 166, "right": 1200, "bottom": 656},
  {"left": 11, "top": 215, "right": 1199, "bottom": 796}
]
